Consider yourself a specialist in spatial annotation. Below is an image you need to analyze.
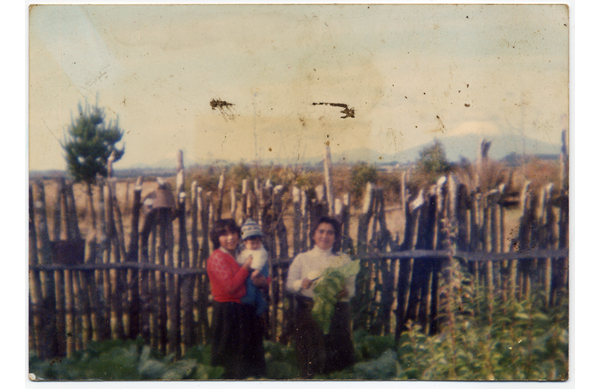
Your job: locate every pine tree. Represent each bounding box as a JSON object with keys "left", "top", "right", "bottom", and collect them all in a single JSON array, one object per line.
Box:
[
  {"left": 63, "top": 101, "right": 125, "bottom": 184},
  {"left": 62, "top": 100, "right": 125, "bottom": 243}
]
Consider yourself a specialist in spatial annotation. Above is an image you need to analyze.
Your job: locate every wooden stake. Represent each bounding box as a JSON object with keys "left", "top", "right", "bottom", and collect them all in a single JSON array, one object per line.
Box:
[
  {"left": 292, "top": 187, "right": 301, "bottom": 256},
  {"left": 324, "top": 145, "right": 334, "bottom": 215}
]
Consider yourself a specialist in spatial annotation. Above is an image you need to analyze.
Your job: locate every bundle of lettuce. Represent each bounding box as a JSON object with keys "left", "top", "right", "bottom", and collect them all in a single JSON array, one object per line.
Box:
[{"left": 311, "top": 258, "right": 361, "bottom": 334}]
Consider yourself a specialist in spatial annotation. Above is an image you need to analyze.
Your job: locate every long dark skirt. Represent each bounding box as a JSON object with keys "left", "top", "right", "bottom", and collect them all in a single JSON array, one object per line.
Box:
[
  {"left": 210, "top": 301, "right": 266, "bottom": 379},
  {"left": 293, "top": 296, "right": 356, "bottom": 378}
]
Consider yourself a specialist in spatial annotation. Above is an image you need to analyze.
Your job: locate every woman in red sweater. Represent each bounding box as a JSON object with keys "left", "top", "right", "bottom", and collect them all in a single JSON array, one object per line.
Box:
[{"left": 207, "top": 218, "right": 267, "bottom": 379}]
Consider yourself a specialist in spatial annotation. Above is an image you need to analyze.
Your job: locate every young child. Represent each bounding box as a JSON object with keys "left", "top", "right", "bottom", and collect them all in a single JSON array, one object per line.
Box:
[{"left": 237, "top": 219, "right": 269, "bottom": 315}]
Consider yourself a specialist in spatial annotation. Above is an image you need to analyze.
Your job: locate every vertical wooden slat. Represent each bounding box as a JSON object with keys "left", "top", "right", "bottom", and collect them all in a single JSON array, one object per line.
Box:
[
  {"left": 54, "top": 179, "right": 68, "bottom": 356},
  {"left": 64, "top": 268, "right": 75, "bottom": 356},
  {"left": 341, "top": 193, "right": 352, "bottom": 253},
  {"left": 394, "top": 189, "right": 423, "bottom": 341},
  {"left": 274, "top": 186, "right": 289, "bottom": 258},
  {"left": 149, "top": 218, "right": 159, "bottom": 350},
  {"left": 292, "top": 187, "right": 301, "bottom": 256},
  {"left": 157, "top": 207, "right": 169, "bottom": 353},
  {"left": 127, "top": 178, "right": 143, "bottom": 340},
  {"left": 72, "top": 270, "right": 86, "bottom": 351},
  {"left": 34, "top": 181, "right": 59, "bottom": 359},
  {"left": 190, "top": 181, "right": 199, "bottom": 268},
  {"left": 300, "top": 189, "right": 308, "bottom": 252},
  {"left": 241, "top": 179, "right": 249, "bottom": 220},
  {"left": 93, "top": 179, "right": 109, "bottom": 341},
  {"left": 173, "top": 158, "right": 187, "bottom": 357},
  {"left": 432, "top": 175, "right": 451, "bottom": 335},
  {"left": 65, "top": 181, "right": 82, "bottom": 241},
  {"left": 197, "top": 187, "right": 210, "bottom": 343},
  {"left": 539, "top": 184, "right": 554, "bottom": 307},
  {"left": 52, "top": 182, "right": 61, "bottom": 242},
  {"left": 487, "top": 189, "right": 501, "bottom": 323},
  {"left": 374, "top": 190, "right": 394, "bottom": 334},
  {"left": 324, "top": 145, "right": 335, "bottom": 216},
  {"left": 58, "top": 178, "right": 71, "bottom": 241},
  {"left": 517, "top": 184, "right": 536, "bottom": 300},
  {"left": 556, "top": 191, "right": 569, "bottom": 301},
  {"left": 356, "top": 182, "right": 375, "bottom": 254},
  {"left": 353, "top": 182, "right": 375, "bottom": 331},
  {"left": 216, "top": 172, "right": 225, "bottom": 221},
  {"left": 106, "top": 183, "right": 125, "bottom": 339},
  {"left": 230, "top": 186, "right": 237, "bottom": 221},
  {"left": 409, "top": 186, "right": 436, "bottom": 331},
  {"left": 400, "top": 170, "right": 407, "bottom": 219},
  {"left": 29, "top": 185, "right": 44, "bottom": 357}
]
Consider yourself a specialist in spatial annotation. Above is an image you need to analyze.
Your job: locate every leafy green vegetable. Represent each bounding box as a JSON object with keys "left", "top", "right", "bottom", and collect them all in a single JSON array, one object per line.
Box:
[
  {"left": 312, "top": 259, "right": 361, "bottom": 334},
  {"left": 29, "top": 338, "right": 224, "bottom": 381}
]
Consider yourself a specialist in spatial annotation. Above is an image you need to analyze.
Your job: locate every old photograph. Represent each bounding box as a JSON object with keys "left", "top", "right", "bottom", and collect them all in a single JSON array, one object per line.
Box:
[{"left": 28, "top": 2, "right": 569, "bottom": 381}]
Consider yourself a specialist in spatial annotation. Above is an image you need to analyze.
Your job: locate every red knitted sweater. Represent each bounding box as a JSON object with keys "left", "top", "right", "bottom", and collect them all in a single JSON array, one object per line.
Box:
[{"left": 207, "top": 248, "right": 250, "bottom": 303}]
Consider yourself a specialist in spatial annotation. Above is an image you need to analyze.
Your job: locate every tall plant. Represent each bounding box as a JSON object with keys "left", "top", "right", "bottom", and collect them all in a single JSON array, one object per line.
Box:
[{"left": 62, "top": 100, "right": 125, "bottom": 233}]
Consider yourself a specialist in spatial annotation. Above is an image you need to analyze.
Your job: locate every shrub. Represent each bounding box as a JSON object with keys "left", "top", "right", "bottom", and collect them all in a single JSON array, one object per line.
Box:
[{"left": 351, "top": 162, "right": 378, "bottom": 202}]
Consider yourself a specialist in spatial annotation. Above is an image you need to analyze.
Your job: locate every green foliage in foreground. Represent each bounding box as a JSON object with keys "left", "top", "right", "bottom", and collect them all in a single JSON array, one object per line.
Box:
[
  {"left": 394, "top": 300, "right": 568, "bottom": 381},
  {"left": 29, "top": 338, "right": 224, "bottom": 381}
]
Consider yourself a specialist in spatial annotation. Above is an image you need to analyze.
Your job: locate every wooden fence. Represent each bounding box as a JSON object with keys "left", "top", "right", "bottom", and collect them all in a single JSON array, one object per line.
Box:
[{"left": 29, "top": 145, "right": 569, "bottom": 361}]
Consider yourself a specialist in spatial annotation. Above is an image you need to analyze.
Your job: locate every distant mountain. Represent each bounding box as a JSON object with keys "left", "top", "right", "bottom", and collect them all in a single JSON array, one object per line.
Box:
[
  {"left": 377, "top": 134, "right": 561, "bottom": 165},
  {"left": 435, "top": 134, "right": 561, "bottom": 162}
]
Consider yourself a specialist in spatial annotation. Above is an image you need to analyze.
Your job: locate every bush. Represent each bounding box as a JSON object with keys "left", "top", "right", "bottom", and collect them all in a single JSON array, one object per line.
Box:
[
  {"left": 350, "top": 162, "right": 378, "bottom": 202},
  {"left": 414, "top": 139, "right": 450, "bottom": 186}
]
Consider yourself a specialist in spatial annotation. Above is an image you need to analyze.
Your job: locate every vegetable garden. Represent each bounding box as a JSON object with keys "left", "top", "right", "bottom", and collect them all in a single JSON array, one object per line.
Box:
[{"left": 28, "top": 137, "right": 569, "bottom": 381}]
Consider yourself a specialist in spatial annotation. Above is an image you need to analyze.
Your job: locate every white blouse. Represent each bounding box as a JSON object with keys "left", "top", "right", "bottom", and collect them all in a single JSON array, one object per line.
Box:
[{"left": 285, "top": 247, "right": 356, "bottom": 302}]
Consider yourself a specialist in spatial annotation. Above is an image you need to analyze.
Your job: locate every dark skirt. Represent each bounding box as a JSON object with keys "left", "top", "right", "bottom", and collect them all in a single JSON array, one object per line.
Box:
[
  {"left": 293, "top": 296, "right": 356, "bottom": 378},
  {"left": 210, "top": 301, "right": 267, "bottom": 379}
]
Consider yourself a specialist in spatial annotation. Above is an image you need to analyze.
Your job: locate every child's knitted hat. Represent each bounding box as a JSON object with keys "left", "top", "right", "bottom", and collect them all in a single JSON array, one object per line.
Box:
[{"left": 241, "top": 219, "right": 263, "bottom": 240}]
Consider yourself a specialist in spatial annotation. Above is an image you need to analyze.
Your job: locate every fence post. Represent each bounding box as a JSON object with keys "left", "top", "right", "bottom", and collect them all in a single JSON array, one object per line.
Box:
[
  {"left": 394, "top": 189, "right": 424, "bottom": 341},
  {"left": 53, "top": 179, "right": 68, "bottom": 357},
  {"left": 29, "top": 184, "right": 46, "bottom": 358},
  {"left": 33, "top": 181, "right": 60, "bottom": 359},
  {"left": 353, "top": 183, "right": 375, "bottom": 331},
  {"left": 537, "top": 184, "right": 555, "bottom": 307},
  {"left": 300, "top": 189, "right": 309, "bottom": 252},
  {"left": 292, "top": 187, "right": 301, "bottom": 256},
  {"left": 124, "top": 178, "right": 142, "bottom": 341},
  {"left": 105, "top": 181, "right": 125, "bottom": 340},
  {"left": 432, "top": 175, "right": 452, "bottom": 335},
  {"left": 408, "top": 184, "right": 437, "bottom": 333},
  {"left": 517, "top": 183, "right": 537, "bottom": 301},
  {"left": 374, "top": 189, "right": 394, "bottom": 335},
  {"left": 485, "top": 189, "right": 501, "bottom": 323},
  {"left": 197, "top": 187, "right": 211, "bottom": 343},
  {"left": 216, "top": 172, "right": 225, "bottom": 221},
  {"left": 241, "top": 179, "right": 249, "bottom": 221},
  {"left": 324, "top": 145, "right": 335, "bottom": 216},
  {"left": 274, "top": 185, "right": 289, "bottom": 259},
  {"left": 67, "top": 179, "right": 85, "bottom": 352}
]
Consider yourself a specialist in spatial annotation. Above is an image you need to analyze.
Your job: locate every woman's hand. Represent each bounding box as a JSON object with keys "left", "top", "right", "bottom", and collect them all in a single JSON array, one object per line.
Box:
[
  {"left": 301, "top": 278, "right": 313, "bottom": 290},
  {"left": 251, "top": 273, "right": 269, "bottom": 288},
  {"left": 242, "top": 255, "right": 253, "bottom": 270}
]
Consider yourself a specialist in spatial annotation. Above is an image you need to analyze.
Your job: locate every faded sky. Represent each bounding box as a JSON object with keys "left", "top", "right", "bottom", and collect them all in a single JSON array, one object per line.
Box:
[{"left": 28, "top": 3, "right": 569, "bottom": 170}]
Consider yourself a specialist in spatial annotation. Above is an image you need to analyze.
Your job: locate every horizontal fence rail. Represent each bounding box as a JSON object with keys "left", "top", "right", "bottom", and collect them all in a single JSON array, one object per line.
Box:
[{"left": 29, "top": 248, "right": 569, "bottom": 272}]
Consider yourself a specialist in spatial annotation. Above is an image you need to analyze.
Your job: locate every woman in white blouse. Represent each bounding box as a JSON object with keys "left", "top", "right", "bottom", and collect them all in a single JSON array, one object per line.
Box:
[{"left": 286, "top": 216, "right": 356, "bottom": 378}]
